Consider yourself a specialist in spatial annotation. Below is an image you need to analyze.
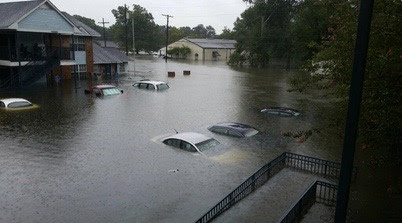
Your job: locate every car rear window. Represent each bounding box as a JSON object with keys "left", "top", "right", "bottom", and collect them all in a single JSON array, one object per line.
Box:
[
  {"left": 7, "top": 101, "right": 32, "bottom": 108},
  {"left": 101, "top": 88, "right": 121, "bottom": 96}
]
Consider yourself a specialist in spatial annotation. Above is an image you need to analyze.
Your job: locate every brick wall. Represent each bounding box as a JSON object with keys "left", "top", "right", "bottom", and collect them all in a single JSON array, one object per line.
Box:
[{"left": 85, "top": 37, "right": 94, "bottom": 74}]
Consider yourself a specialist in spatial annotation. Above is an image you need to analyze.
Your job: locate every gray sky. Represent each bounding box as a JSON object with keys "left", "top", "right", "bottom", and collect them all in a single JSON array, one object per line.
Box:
[{"left": 1, "top": 0, "right": 250, "bottom": 34}]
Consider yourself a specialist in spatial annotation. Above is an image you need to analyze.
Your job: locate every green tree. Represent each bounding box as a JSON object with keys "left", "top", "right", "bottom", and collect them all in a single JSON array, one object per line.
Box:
[
  {"left": 219, "top": 26, "right": 235, "bottom": 39},
  {"left": 111, "top": 4, "right": 161, "bottom": 53},
  {"left": 192, "top": 24, "right": 208, "bottom": 38},
  {"left": 73, "top": 15, "right": 111, "bottom": 41},
  {"left": 167, "top": 45, "right": 191, "bottom": 59},
  {"left": 292, "top": 0, "right": 402, "bottom": 164},
  {"left": 229, "top": 0, "right": 295, "bottom": 67}
]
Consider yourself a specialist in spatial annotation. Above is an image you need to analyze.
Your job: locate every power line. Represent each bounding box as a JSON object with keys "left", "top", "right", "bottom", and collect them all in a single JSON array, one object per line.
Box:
[
  {"left": 162, "top": 14, "right": 173, "bottom": 63},
  {"left": 97, "top": 18, "right": 109, "bottom": 47}
]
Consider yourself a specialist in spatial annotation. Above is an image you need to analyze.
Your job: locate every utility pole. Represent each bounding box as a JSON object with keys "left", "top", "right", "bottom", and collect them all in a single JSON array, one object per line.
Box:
[
  {"left": 98, "top": 18, "right": 109, "bottom": 47},
  {"left": 132, "top": 11, "right": 135, "bottom": 74},
  {"left": 125, "top": 4, "right": 129, "bottom": 56},
  {"left": 162, "top": 14, "right": 173, "bottom": 62},
  {"left": 334, "top": 0, "right": 374, "bottom": 222}
]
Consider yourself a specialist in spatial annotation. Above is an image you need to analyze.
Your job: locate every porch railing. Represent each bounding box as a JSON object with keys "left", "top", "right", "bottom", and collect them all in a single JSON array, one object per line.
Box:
[
  {"left": 194, "top": 152, "right": 356, "bottom": 223},
  {"left": 0, "top": 46, "right": 72, "bottom": 62},
  {"left": 278, "top": 181, "right": 338, "bottom": 223}
]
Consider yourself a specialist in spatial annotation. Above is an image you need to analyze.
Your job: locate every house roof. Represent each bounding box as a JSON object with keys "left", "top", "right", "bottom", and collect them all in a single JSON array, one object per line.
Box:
[
  {"left": 185, "top": 38, "right": 236, "bottom": 49},
  {"left": 96, "top": 40, "right": 120, "bottom": 48},
  {"left": 93, "top": 43, "right": 131, "bottom": 64},
  {"left": 62, "top": 12, "right": 101, "bottom": 37},
  {"left": 0, "top": 0, "right": 99, "bottom": 37},
  {"left": 0, "top": 0, "right": 44, "bottom": 29}
]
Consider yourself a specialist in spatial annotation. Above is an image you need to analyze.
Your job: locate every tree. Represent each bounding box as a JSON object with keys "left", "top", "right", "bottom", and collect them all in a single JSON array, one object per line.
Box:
[
  {"left": 229, "top": 0, "right": 295, "bottom": 67},
  {"left": 167, "top": 45, "right": 191, "bottom": 59},
  {"left": 206, "top": 25, "right": 216, "bottom": 38},
  {"left": 219, "top": 27, "right": 235, "bottom": 39},
  {"left": 291, "top": 0, "right": 402, "bottom": 164},
  {"left": 73, "top": 15, "right": 111, "bottom": 41},
  {"left": 111, "top": 4, "right": 161, "bottom": 53},
  {"left": 192, "top": 24, "right": 208, "bottom": 38}
]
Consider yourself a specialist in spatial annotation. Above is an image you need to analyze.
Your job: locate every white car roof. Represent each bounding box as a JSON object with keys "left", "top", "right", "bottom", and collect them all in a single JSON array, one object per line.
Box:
[
  {"left": 0, "top": 98, "right": 31, "bottom": 106},
  {"left": 163, "top": 132, "right": 212, "bottom": 145},
  {"left": 135, "top": 80, "right": 167, "bottom": 85}
]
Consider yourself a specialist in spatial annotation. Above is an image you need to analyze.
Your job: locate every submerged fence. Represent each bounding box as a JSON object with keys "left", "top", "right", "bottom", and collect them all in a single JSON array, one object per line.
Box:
[
  {"left": 195, "top": 152, "right": 356, "bottom": 223},
  {"left": 278, "top": 181, "right": 338, "bottom": 223}
]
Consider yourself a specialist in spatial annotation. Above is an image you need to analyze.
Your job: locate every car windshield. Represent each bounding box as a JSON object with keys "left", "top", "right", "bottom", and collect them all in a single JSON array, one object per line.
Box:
[
  {"left": 101, "top": 88, "right": 121, "bottom": 96},
  {"left": 7, "top": 101, "right": 32, "bottom": 108},
  {"left": 157, "top": 84, "right": 169, "bottom": 90},
  {"left": 195, "top": 138, "right": 220, "bottom": 152}
]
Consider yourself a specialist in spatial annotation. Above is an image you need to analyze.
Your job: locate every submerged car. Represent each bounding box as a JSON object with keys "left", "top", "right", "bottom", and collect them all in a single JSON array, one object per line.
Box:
[
  {"left": 162, "top": 132, "right": 220, "bottom": 154},
  {"left": 84, "top": 85, "right": 123, "bottom": 96},
  {"left": 133, "top": 80, "right": 169, "bottom": 91},
  {"left": 0, "top": 98, "right": 36, "bottom": 109},
  {"left": 208, "top": 122, "right": 259, "bottom": 138},
  {"left": 261, "top": 107, "right": 300, "bottom": 117}
]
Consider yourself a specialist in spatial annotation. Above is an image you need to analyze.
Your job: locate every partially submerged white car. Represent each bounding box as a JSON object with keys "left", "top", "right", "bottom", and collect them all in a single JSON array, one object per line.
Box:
[
  {"left": 162, "top": 132, "right": 221, "bottom": 155},
  {"left": 0, "top": 98, "right": 36, "bottom": 109},
  {"left": 133, "top": 80, "right": 170, "bottom": 91}
]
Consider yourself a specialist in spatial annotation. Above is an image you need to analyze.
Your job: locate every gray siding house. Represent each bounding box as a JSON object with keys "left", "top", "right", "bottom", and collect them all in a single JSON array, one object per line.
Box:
[{"left": 0, "top": 0, "right": 100, "bottom": 89}]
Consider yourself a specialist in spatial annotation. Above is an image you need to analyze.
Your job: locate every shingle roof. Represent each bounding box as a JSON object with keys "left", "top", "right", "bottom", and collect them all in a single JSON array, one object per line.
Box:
[
  {"left": 93, "top": 43, "right": 131, "bottom": 64},
  {"left": 62, "top": 12, "right": 101, "bottom": 37},
  {"left": 186, "top": 38, "right": 236, "bottom": 49},
  {"left": 0, "top": 0, "right": 44, "bottom": 29}
]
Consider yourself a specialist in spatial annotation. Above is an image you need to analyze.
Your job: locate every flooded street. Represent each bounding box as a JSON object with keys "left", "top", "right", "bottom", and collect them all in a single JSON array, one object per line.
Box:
[{"left": 0, "top": 57, "right": 341, "bottom": 222}]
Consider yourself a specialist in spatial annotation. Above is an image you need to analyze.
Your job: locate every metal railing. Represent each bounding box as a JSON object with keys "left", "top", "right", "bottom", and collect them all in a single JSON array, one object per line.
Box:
[
  {"left": 278, "top": 181, "right": 338, "bottom": 223},
  {"left": 195, "top": 152, "right": 356, "bottom": 223},
  {"left": 284, "top": 153, "right": 358, "bottom": 181}
]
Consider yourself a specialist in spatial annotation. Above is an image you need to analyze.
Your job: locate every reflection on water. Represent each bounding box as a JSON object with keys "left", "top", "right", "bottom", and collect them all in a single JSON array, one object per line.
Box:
[{"left": 0, "top": 57, "right": 340, "bottom": 222}]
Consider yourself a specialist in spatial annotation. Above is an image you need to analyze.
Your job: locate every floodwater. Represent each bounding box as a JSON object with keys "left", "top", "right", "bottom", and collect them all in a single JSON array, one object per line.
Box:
[{"left": 0, "top": 57, "right": 385, "bottom": 222}]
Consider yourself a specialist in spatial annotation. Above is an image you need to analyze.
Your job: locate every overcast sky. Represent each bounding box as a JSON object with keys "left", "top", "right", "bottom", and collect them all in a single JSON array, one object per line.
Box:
[{"left": 1, "top": 0, "right": 250, "bottom": 34}]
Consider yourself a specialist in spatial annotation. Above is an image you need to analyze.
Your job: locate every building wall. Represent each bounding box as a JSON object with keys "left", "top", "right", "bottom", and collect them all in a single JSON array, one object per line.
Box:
[
  {"left": 18, "top": 6, "right": 74, "bottom": 34},
  {"left": 165, "top": 39, "right": 234, "bottom": 61},
  {"left": 85, "top": 37, "right": 94, "bottom": 74},
  {"left": 166, "top": 39, "right": 203, "bottom": 60},
  {"left": 204, "top": 48, "right": 234, "bottom": 61}
]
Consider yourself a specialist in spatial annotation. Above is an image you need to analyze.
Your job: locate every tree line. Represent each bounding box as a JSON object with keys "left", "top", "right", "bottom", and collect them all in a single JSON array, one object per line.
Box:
[{"left": 73, "top": 5, "right": 223, "bottom": 54}]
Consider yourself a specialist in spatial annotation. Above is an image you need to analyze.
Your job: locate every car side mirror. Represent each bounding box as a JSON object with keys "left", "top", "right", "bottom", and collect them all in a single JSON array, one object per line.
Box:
[
  {"left": 95, "top": 92, "right": 102, "bottom": 96},
  {"left": 84, "top": 89, "right": 90, "bottom": 94},
  {"left": 120, "top": 90, "right": 124, "bottom": 93}
]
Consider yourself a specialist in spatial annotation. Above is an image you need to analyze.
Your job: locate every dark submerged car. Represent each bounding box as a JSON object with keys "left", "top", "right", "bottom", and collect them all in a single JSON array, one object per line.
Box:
[
  {"left": 261, "top": 107, "right": 300, "bottom": 117},
  {"left": 208, "top": 122, "right": 259, "bottom": 138},
  {"left": 84, "top": 85, "right": 123, "bottom": 96}
]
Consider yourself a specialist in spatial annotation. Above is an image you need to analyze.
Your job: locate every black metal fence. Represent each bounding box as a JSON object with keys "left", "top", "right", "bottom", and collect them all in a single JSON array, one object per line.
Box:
[
  {"left": 278, "top": 181, "right": 338, "bottom": 223},
  {"left": 194, "top": 152, "right": 356, "bottom": 223},
  {"left": 284, "top": 153, "right": 358, "bottom": 181}
]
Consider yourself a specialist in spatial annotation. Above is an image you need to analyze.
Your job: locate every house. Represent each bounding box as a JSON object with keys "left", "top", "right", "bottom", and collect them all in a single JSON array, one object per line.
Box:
[
  {"left": 160, "top": 38, "right": 236, "bottom": 61},
  {"left": 0, "top": 0, "right": 101, "bottom": 89},
  {"left": 92, "top": 43, "right": 131, "bottom": 77}
]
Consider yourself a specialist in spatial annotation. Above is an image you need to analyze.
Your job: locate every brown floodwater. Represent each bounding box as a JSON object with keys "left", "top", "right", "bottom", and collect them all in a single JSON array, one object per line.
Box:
[{"left": 0, "top": 57, "right": 400, "bottom": 222}]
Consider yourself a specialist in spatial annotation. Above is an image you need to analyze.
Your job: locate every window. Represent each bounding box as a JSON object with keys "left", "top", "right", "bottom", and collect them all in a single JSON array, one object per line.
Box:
[
  {"left": 164, "top": 139, "right": 180, "bottom": 148},
  {"left": 195, "top": 139, "right": 220, "bottom": 152},
  {"left": 180, "top": 142, "right": 197, "bottom": 152},
  {"left": 133, "top": 83, "right": 139, "bottom": 87},
  {"left": 0, "top": 102, "right": 5, "bottom": 107},
  {"left": 139, "top": 83, "right": 148, "bottom": 89},
  {"left": 211, "top": 127, "right": 228, "bottom": 135},
  {"left": 101, "top": 88, "right": 121, "bottom": 96},
  {"left": 148, "top": 84, "right": 155, "bottom": 90},
  {"left": 157, "top": 84, "right": 169, "bottom": 90},
  {"left": 70, "top": 37, "right": 86, "bottom": 51},
  {"left": 7, "top": 101, "right": 32, "bottom": 108},
  {"left": 72, "top": 65, "right": 87, "bottom": 79},
  {"left": 228, "top": 130, "right": 243, "bottom": 138},
  {"left": 119, "top": 64, "right": 125, "bottom": 72}
]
